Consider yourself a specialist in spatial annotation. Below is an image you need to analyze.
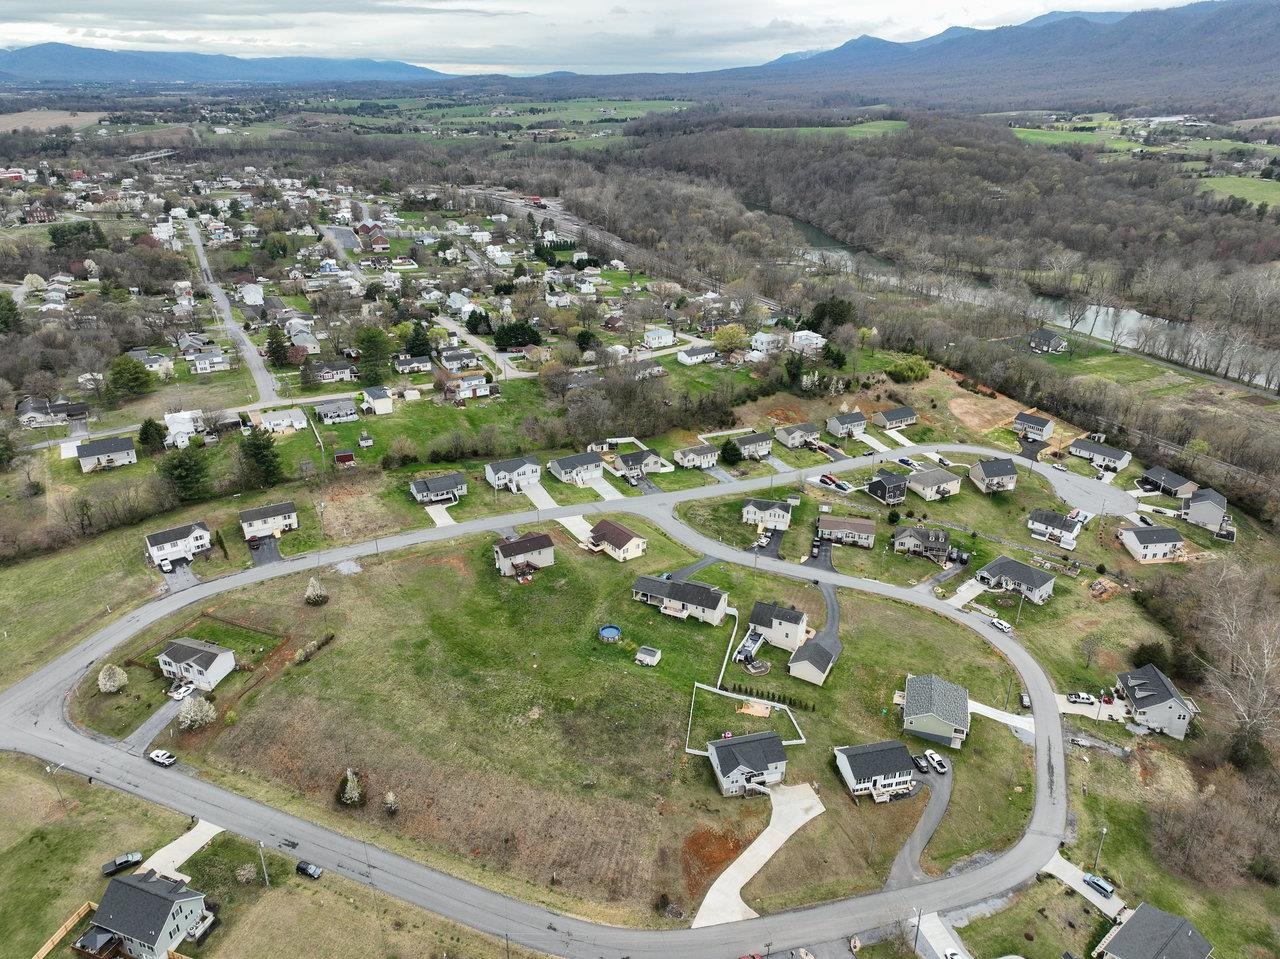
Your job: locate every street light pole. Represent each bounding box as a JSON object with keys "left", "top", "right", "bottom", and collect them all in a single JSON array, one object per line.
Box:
[
  {"left": 1094, "top": 825, "right": 1108, "bottom": 870},
  {"left": 44, "top": 763, "right": 66, "bottom": 804},
  {"left": 258, "top": 841, "right": 270, "bottom": 887}
]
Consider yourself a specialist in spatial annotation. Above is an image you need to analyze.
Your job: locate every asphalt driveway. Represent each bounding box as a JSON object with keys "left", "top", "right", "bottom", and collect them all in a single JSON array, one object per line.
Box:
[
  {"left": 249, "top": 537, "right": 283, "bottom": 566},
  {"left": 161, "top": 562, "right": 200, "bottom": 592},
  {"left": 751, "top": 528, "right": 784, "bottom": 559}
]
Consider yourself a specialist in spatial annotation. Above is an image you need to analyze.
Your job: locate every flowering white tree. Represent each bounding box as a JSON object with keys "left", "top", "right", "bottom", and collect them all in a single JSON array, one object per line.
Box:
[
  {"left": 97, "top": 663, "right": 128, "bottom": 694},
  {"left": 178, "top": 695, "right": 217, "bottom": 731}
]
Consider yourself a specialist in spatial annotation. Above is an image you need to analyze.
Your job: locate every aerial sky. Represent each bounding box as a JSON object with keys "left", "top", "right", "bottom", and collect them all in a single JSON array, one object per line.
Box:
[{"left": 1, "top": 1, "right": 1199, "bottom": 74}]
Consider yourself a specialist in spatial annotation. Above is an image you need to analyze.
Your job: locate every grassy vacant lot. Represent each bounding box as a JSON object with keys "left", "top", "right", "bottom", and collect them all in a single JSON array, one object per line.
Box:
[
  {"left": 0, "top": 109, "right": 107, "bottom": 131},
  {"left": 1013, "top": 127, "right": 1143, "bottom": 150},
  {"left": 126, "top": 521, "right": 1023, "bottom": 923},
  {"left": 1196, "top": 175, "right": 1280, "bottom": 204},
  {"left": 745, "top": 120, "right": 908, "bottom": 138}
]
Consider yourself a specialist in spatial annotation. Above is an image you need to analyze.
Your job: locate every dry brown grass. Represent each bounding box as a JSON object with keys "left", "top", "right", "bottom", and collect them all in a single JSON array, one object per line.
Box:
[{"left": 0, "top": 110, "right": 106, "bottom": 132}]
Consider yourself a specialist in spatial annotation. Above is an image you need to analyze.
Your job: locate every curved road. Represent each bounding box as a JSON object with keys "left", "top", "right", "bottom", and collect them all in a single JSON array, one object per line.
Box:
[{"left": 0, "top": 444, "right": 1128, "bottom": 957}]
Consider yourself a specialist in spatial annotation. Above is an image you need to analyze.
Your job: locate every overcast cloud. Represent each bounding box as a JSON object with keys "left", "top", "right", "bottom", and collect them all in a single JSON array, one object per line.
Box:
[{"left": 0, "top": 1, "right": 1198, "bottom": 74}]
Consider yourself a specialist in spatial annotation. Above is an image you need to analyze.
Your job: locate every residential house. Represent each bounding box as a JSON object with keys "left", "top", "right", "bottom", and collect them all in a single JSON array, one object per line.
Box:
[
  {"left": 314, "top": 360, "right": 357, "bottom": 383},
  {"left": 157, "top": 638, "right": 236, "bottom": 691},
  {"left": 1093, "top": 903, "right": 1212, "bottom": 959},
  {"left": 75, "top": 871, "right": 207, "bottom": 959},
  {"left": 675, "top": 444, "right": 719, "bottom": 469},
  {"left": 254, "top": 407, "right": 307, "bottom": 433},
  {"left": 548, "top": 451, "right": 605, "bottom": 487},
  {"left": 290, "top": 330, "right": 322, "bottom": 355},
  {"left": 892, "top": 526, "right": 951, "bottom": 565},
  {"left": 775, "top": 422, "right": 819, "bottom": 449},
  {"left": 632, "top": 575, "right": 729, "bottom": 626},
  {"left": 238, "top": 501, "right": 298, "bottom": 540},
  {"left": 975, "top": 555, "right": 1057, "bottom": 604},
  {"left": 189, "top": 350, "right": 231, "bottom": 374},
  {"left": 494, "top": 532, "right": 556, "bottom": 577},
  {"left": 969, "top": 458, "right": 1019, "bottom": 494},
  {"left": 750, "top": 330, "right": 783, "bottom": 353},
  {"left": 817, "top": 515, "right": 876, "bottom": 548},
  {"left": 410, "top": 473, "right": 467, "bottom": 505},
  {"left": 440, "top": 348, "right": 480, "bottom": 372},
  {"left": 902, "top": 673, "right": 970, "bottom": 748},
  {"left": 706, "top": 731, "right": 787, "bottom": 797},
  {"left": 76, "top": 437, "right": 137, "bottom": 474},
  {"left": 162, "top": 410, "right": 208, "bottom": 449},
  {"left": 747, "top": 600, "right": 809, "bottom": 652},
  {"left": 733, "top": 431, "right": 774, "bottom": 460},
  {"left": 1068, "top": 437, "right": 1132, "bottom": 471},
  {"left": 677, "top": 345, "right": 718, "bottom": 366},
  {"left": 1027, "top": 508, "right": 1083, "bottom": 550},
  {"left": 742, "top": 498, "right": 793, "bottom": 531},
  {"left": 617, "top": 448, "right": 662, "bottom": 481},
  {"left": 15, "top": 395, "right": 89, "bottom": 428},
  {"left": 315, "top": 399, "right": 358, "bottom": 425},
  {"left": 485, "top": 455, "right": 541, "bottom": 492},
  {"left": 360, "top": 386, "right": 394, "bottom": 416},
  {"left": 867, "top": 469, "right": 908, "bottom": 506},
  {"left": 833, "top": 741, "right": 916, "bottom": 803},
  {"left": 445, "top": 370, "right": 492, "bottom": 401},
  {"left": 1028, "top": 328, "right": 1068, "bottom": 354},
  {"left": 176, "top": 332, "right": 215, "bottom": 357},
  {"left": 393, "top": 355, "right": 433, "bottom": 375},
  {"left": 872, "top": 406, "right": 918, "bottom": 430},
  {"left": 1140, "top": 466, "right": 1198, "bottom": 498},
  {"left": 826, "top": 410, "right": 867, "bottom": 438},
  {"left": 788, "top": 632, "right": 843, "bottom": 686},
  {"left": 1013, "top": 411, "right": 1054, "bottom": 441},
  {"left": 1181, "top": 488, "right": 1235, "bottom": 541},
  {"left": 788, "top": 329, "right": 827, "bottom": 355},
  {"left": 908, "top": 467, "right": 962, "bottom": 501},
  {"left": 588, "top": 519, "right": 647, "bottom": 562},
  {"left": 643, "top": 327, "right": 676, "bottom": 349},
  {"left": 1117, "top": 664, "right": 1199, "bottom": 740},
  {"left": 144, "top": 522, "right": 211, "bottom": 566},
  {"left": 1117, "top": 526, "right": 1185, "bottom": 564}
]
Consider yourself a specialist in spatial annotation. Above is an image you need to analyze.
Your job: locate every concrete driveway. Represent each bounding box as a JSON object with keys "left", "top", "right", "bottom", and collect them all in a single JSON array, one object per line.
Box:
[
  {"left": 970, "top": 700, "right": 1036, "bottom": 745},
  {"left": 1041, "top": 851, "right": 1126, "bottom": 918},
  {"left": 524, "top": 483, "right": 595, "bottom": 542},
  {"left": 913, "top": 912, "right": 974, "bottom": 959},
  {"left": 586, "top": 475, "right": 624, "bottom": 500},
  {"left": 249, "top": 537, "right": 283, "bottom": 566},
  {"left": 705, "top": 465, "right": 734, "bottom": 483},
  {"left": 764, "top": 455, "right": 792, "bottom": 472},
  {"left": 691, "top": 783, "right": 825, "bottom": 928},
  {"left": 425, "top": 504, "right": 456, "bottom": 526},
  {"left": 883, "top": 428, "right": 914, "bottom": 448},
  {"left": 161, "top": 562, "right": 201, "bottom": 592},
  {"left": 859, "top": 433, "right": 893, "bottom": 453},
  {"left": 1057, "top": 694, "right": 1127, "bottom": 723},
  {"left": 141, "top": 819, "right": 224, "bottom": 882},
  {"left": 946, "top": 578, "right": 986, "bottom": 608}
]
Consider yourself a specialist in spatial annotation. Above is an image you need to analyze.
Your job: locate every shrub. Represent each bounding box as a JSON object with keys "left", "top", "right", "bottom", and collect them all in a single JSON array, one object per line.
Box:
[
  {"left": 305, "top": 577, "right": 329, "bottom": 607},
  {"left": 885, "top": 356, "right": 930, "bottom": 383},
  {"left": 337, "top": 768, "right": 365, "bottom": 806}
]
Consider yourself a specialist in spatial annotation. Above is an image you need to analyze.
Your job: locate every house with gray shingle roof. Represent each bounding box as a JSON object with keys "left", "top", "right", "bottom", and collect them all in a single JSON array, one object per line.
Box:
[
  {"left": 747, "top": 600, "right": 809, "bottom": 653},
  {"left": 1027, "top": 508, "right": 1083, "bottom": 550},
  {"left": 158, "top": 638, "right": 235, "bottom": 691},
  {"left": 789, "top": 632, "right": 842, "bottom": 686},
  {"left": 775, "top": 422, "right": 819, "bottom": 449},
  {"left": 1093, "top": 902, "right": 1212, "bottom": 959},
  {"left": 548, "top": 451, "right": 604, "bottom": 487},
  {"left": 867, "top": 469, "right": 908, "bottom": 505},
  {"left": 975, "top": 555, "right": 1056, "bottom": 604},
  {"left": 706, "top": 731, "right": 787, "bottom": 797},
  {"left": 632, "top": 575, "right": 728, "bottom": 626},
  {"left": 742, "top": 498, "right": 793, "bottom": 531},
  {"left": 144, "top": 521, "right": 211, "bottom": 566},
  {"left": 1117, "top": 664, "right": 1198, "bottom": 740},
  {"left": 732, "top": 431, "right": 774, "bottom": 460},
  {"left": 675, "top": 444, "right": 719, "bottom": 469},
  {"left": 872, "top": 406, "right": 917, "bottom": 429},
  {"left": 76, "top": 870, "right": 207, "bottom": 959},
  {"left": 1068, "top": 437, "right": 1131, "bottom": 470},
  {"left": 494, "top": 532, "right": 555, "bottom": 576},
  {"left": 902, "top": 673, "right": 970, "bottom": 748},
  {"left": 1013, "top": 410, "right": 1054, "bottom": 441},
  {"left": 1117, "top": 526, "right": 1185, "bottom": 564},
  {"left": 1140, "top": 466, "right": 1197, "bottom": 499},
  {"left": 1180, "top": 488, "right": 1234, "bottom": 542},
  {"left": 485, "top": 455, "right": 540, "bottom": 492},
  {"left": 76, "top": 436, "right": 137, "bottom": 474},
  {"left": 410, "top": 472, "right": 467, "bottom": 505},
  {"left": 833, "top": 741, "right": 915, "bottom": 802},
  {"left": 907, "top": 467, "right": 961, "bottom": 501},
  {"left": 826, "top": 410, "right": 867, "bottom": 438},
  {"left": 969, "top": 458, "right": 1018, "bottom": 494}
]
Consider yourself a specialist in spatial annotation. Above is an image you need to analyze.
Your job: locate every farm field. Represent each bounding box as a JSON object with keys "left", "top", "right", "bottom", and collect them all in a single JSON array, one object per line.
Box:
[
  {"left": 745, "top": 120, "right": 908, "bottom": 138},
  {"left": 1196, "top": 175, "right": 1280, "bottom": 204},
  {"left": 0, "top": 109, "right": 106, "bottom": 131},
  {"left": 1013, "top": 127, "right": 1143, "bottom": 150}
]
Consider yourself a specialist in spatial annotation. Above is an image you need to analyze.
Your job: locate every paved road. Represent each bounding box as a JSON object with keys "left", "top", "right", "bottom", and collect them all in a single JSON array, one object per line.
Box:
[
  {"left": 185, "top": 220, "right": 280, "bottom": 405},
  {"left": 0, "top": 441, "right": 1090, "bottom": 958}
]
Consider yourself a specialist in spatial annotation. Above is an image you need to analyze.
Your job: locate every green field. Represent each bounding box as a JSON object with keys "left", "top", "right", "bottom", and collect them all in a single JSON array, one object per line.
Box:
[
  {"left": 1196, "top": 175, "right": 1280, "bottom": 204},
  {"left": 1013, "top": 128, "right": 1144, "bottom": 151},
  {"left": 745, "top": 120, "right": 908, "bottom": 138}
]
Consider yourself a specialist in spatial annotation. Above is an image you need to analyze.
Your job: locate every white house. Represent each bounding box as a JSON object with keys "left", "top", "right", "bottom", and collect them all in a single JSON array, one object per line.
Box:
[
  {"left": 834, "top": 741, "right": 916, "bottom": 803},
  {"left": 826, "top": 411, "right": 867, "bottom": 438},
  {"left": 548, "top": 451, "right": 605, "bottom": 487},
  {"left": 872, "top": 406, "right": 918, "bottom": 430},
  {"left": 76, "top": 437, "right": 137, "bottom": 474},
  {"left": 707, "top": 731, "right": 787, "bottom": 797},
  {"left": 445, "top": 371, "right": 491, "bottom": 401},
  {"left": 907, "top": 468, "right": 962, "bottom": 501},
  {"left": 788, "top": 329, "right": 827, "bottom": 355},
  {"left": 643, "top": 327, "right": 676, "bottom": 350},
  {"left": 775, "top": 422, "right": 819, "bottom": 449},
  {"left": 254, "top": 407, "right": 307, "bottom": 433},
  {"left": 189, "top": 350, "right": 231, "bottom": 374},
  {"left": 677, "top": 345, "right": 718, "bottom": 366},
  {"left": 1068, "top": 437, "right": 1131, "bottom": 470},
  {"left": 157, "top": 637, "right": 235, "bottom": 691},
  {"left": 747, "top": 600, "right": 808, "bottom": 652},
  {"left": 1117, "top": 525, "right": 1185, "bottom": 564},
  {"left": 361, "top": 386, "right": 394, "bottom": 416},
  {"left": 238, "top": 501, "right": 298, "bottom": 540},
  {"left": 1117, "top": 664, "right": 1199, "bottom": 740},
  {"left": 485, "top": 455, "right": 541, "bottom": 492},
  {"left": 742, "top": 498, "right": 793, "bottom": 531},
  {"left": 632, "top": 575, "right": 728, "bottom": 626},
  {"left": 144, "top": 522, "right": 211, "bottom": 566},
  {"left": 315, "top": 399, "right": 359, "bottom": 425},
  {"left": 1013, "top": 410, "right": 1054, "bottom": 441},
  {"left": 588, "top": 519, "right": 647, "bottom": 562},
  {"left": 975, "top": 555, "right": 1056, "bottom": 604},
  {"left": 494, "top": 531, "right": 555, "bottom": 576},
  {"left": 817, "top": 515, "right": 876, "bottom": 548},
  {"left": 163, "top": 409, "right": 206, "bottom": 449},
  {"left": 675, "top": 444, "right": 719, "bottom": 469},
  {"left": 410, "top": 472, "right": 468, "bottom": 505},
  {"left": 734, "top": 431, "right": 774, "bottom": 460},
  {"left": 1027, "top": 508, "right": 1083, "bottom": 550},
  {"left": 750, "top": 330, "right": 784, "bottom": 353}
]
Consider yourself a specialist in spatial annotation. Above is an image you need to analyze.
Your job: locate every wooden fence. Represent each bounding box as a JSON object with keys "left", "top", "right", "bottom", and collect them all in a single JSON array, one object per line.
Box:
[{"left": 31, "top": 900, "right": 95, "bottom": 959}]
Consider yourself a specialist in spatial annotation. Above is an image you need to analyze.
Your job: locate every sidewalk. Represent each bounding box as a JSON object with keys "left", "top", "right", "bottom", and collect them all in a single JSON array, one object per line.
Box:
[{"left": 969, "top": 699, "right": 1035, "bottom": 736}]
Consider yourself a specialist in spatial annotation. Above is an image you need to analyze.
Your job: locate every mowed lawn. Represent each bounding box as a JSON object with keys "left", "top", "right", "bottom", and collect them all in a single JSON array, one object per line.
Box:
[
  {"left": 1196, "top": 175, "right": 1280, "bottom": 204},
  {"left": 745, "top": 120, "right": 908, "bottom": 138}
]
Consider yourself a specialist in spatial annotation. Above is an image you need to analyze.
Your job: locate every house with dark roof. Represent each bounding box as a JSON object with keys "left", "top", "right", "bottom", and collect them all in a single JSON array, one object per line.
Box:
[
  {"left": 872, "top": 406, "right": 917, "bottom": 430},
  {"left": 393, "top": 354, "right": 433, "bottom": 375},
  {"left": 485, "top": 455, "right": 541, "bottom": 492},
  {"left": 1068, "top": 437, "right": 1131, "bottom": 471},
  {"left": 969, "top": 458, "right": 1019, "bottom": 494},
  {"left": 410, "top": 472, "right": 467, "bottom": 506},
  {"left": 833, "top": 741, "right": 915, "bottom": 802},
  {"left": 867, "top": 469, "right": 908, "bottom": 506},
  {"left": 1117, "top": 664, "right": 1198, "bottom": 740},
  {"left": 1117, "top": 526, "right": 1185, "bottom": 564},
  {"left": 315, "top": 398, "right": 359, "bottom": 425},
  {"left": 548, "top": 451, "right": 605, "bottom": 487},
  {"left": 908, "top": 467, "right": 961, "bottom": 501},
  {"left": 1027, "top": 508, "right": 1083, "bottom": 550},
  {"left": 975, "top": 555, "right": 1056, "bottom": 604},
  {"left": 1180, "top": 488, "right": 1234, "bottom": 542},
  {"left": 494, "top": 532, "right": 555, "bottom": 576},
  {"left": 742, "top": 498, "right": 793, "bottom": 531},
  {"left": 360, "top": 385, "right": 393, "bottom": 415},
  {"left": 313, "top": 360, "right": 357, "bottom": 383},
  {"left": 775, "top": 422, "right": 819, "bottom": 449},
  {"left": 144, "top": 522, "right": 211, "bottom": 566},
  {"left": 617, "top": 448, "right": 662, "bottom": 481},
  {"left": 76, "top": 870, "right": 207, "bottom": 959},
  {"left": 1140, "top": 466, "right": 1198, "bottom": 499},
  {"left": 733, "top": 431, "right": 774, "bottom": 460},
  {"left": 706, "top": 731, "right": 787, "bottom": 797},
  {"left": 892, "top": 526, "right": 951, "bottom": 565},
  {"left": 1028, "top": 328, "right": 1067, "bottom": 354},
  {"left": 158, "top": 637, "right": 236, "bottom": 691},
  {"left": 588, "top": 519, "right": 647, "bottom": 562},
  {"left": 76, "top": 437, "right": 137, "bottom": 474},
  {"left": 1093, "top": 902, "right": 1212, "bottom": 959},
  {"left": 677, "top": 344, "right": 719, "bottom": 366},
  {"left": 16, "top": 395, "right": 89, "bottom": 428},
  {"left": 238, "top": 501, "right": 298, "bottom": 540},
  {"left": 747, "top": 601, "right": 809, "bottom": 653},
  {"left": 632, "top": 575, "right": 728, "bottom": 626},
  {"left": 817, "top": 515, "right": 876, "bottom": 548},
  {"left": 1013, "top": 410, "right": 1054, "bottom": 442},
  {"left": 902, "top": 673, "right": 970, "bottom": 748},
  {"left": 789, "top": 632, "right": 842, "bottom": 686},
  {"left": 826, "top": 410, "right": 867, "bottom": 438},
  {"left": 675, "top": 444, "right": 719, "bottom": 470}
]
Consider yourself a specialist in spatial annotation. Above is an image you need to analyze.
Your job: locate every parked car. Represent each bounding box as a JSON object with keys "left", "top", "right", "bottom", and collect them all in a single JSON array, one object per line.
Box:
[
  {"left": 810, "top": 544, "right": 820, "bottom": 558},
  {"left": 990, "top": 617, "right": 1013, "bottom": 633},
  {"left": 1067, "top": 692, "right": 1096, "bottom": 705},
  {"left": 1138, "top": 514, "right": 1155, "bottom": 527},
  {"left": 794, "top": 950, "right": 818, "bottom": 959},
  {"left": 158, "top": 559, "right": 173, "bottom": 573},
  {"left": 897, "top": 457, "right": 914, "bottom": 467},
  {"left": 911, "top": 754, "right": 930, "bottom": 774},
  {"left": 924, "top": 749, "right": 949, "bottom": 774},
  {"left": 754, "top": 535, "right": 771, "bottom": 549},
  {"left": 101, "top": 851, "right": 143, "bottom": 877},
  {"left": 148, "top": 749, "right": 177, "bottom": 767},
  {"left": 248, "top": 537, "right": 262, "bottom": 550},
  {"left": 937, "top": 456, "right": 952, "bottom": 467},
  {"left": 1052, "top": 463, "right": 1068, "bottom": 472},
  {"left": 167, "top": 682, "right": 195, "bottom": 701},
  {"left": 296, "top": 861, "right": 324, "bottom": 880},
  {"left": 1083, "top": 873, "right": 1115, "bottom": 898},
  {"left": 1020, "top": 692, "right": 1032, "bottom": 709}
]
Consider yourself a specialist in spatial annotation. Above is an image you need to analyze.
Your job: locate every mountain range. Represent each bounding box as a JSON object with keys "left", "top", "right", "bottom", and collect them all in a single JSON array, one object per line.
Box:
[{"left": 1, "top": 2, "right": 1278, "bottom": 113}]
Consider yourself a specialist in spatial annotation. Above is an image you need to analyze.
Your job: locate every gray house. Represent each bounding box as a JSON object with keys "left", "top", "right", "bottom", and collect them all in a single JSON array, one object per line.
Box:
[
  {"left": 902, "top": 673, "right": 970, "bottom": 748},
  {"left": 675, "top": 444, "right": 719, "bottom": 469},
  {"left": 315, "top": 399, "right": 358, "bottom": 424},
  {"left": 1068, "top": 437, "right": 1131, "bottom": 471},
  {"left": 410, "top": 472, "right": 467, "bottom": 505},
  {"left": 733, "top": 431, "right": 774, "bottom": 460},
  {"left": 826, "top": 410, "right": 867, "bottom": 438},
  {"left": 892, "top": 526, "right": 951, "bottom": 565},
  {"left": 1117, "top": 664, "right": 1198, "bottom": 740},
  {"left": 1181, "top": 488, "right": 1234, "bottom": 541},
  {"left": 76, "top": 870, "right": 207, "bottom": 959},
  {"left": 1013, "top": 410, "right": 1054, "bottom": 441},
  {"left": 632, "top": 575, "right": 728, "bottom": 625},
  {"left": 867, "top": 469, "right": 908, "bottom": 505},
  {"left": 485, "top": 454, "right": 541, "bottom": 492},
  {"left": 1027, "top": 508, "right": 1083, "bottom": 550},
  {"left": 817, "top": 515, "right": 876, "bottom": 548},
  {"left": 872, "top": 406, "right": 917, "bottom": 430},
  {"left": 775, "top": 422, "right": 819, "bottom": 449},
  {"left": 1028, "top": 328, "right": 1067, "bottom": 354},
  {"left": 907, "top": 467, "right": 961, "bottom": 501},
  {"left": 706, "top": 731, "right": 787, "bottom": 797},
  {"left": 1094, "top": 902, "right": 1212, "bottom": 959},
  {"left": 975, "top": 555, "right": 1056, "bottom": 604},
  {"left": 494, "top": 531, "right": 555, "bottom": 577},
  {"left": 969, "top": 458, "right": 1018, "bottom": 494},
  {"left": 618, "top": 448, "right": 662, "bottom": 480},
  {"left": 747, "top": 600, "right": 809, "bottom": 653},
  {"left": 548, "top": 451, "right": 605, "bottom": 486},
  {"left": 833, "top": 741, "right": 915, "bottom": 803},
  {"left": 1140, "top": 466, "right": 1198, "bottom": 498}
]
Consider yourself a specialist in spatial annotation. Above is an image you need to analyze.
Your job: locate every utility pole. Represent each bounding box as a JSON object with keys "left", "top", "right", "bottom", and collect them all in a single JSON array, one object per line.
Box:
[
  {"left": 913, "top": 906, "right": 922, "bottom": 951},
  {"left": 258, "top": 841, "right": 270, "bottom": 887},
  {"left": 44, "top": 763, "right": 65, "bottom": 805},
  {"left": 1015, "top": 589, "right": 1026, "bottom": 626},
  {"left": 1094, "top": 825, "right": 1108, "bottom": 870}
]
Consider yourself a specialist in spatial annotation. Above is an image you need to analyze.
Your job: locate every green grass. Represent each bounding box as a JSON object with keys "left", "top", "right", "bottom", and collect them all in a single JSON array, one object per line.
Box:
[
  {"left": 744, "top": 120, "right": 908, "bottom": 138},
  {"left": 182, "top": 834, "right": 293, "bottom": 956},
  {"left": 1196, "top": 175, "right": 1280, "bottom": 204},
  {"left": 1012, "top": 127, "right": 1145, "bottom": 150}
]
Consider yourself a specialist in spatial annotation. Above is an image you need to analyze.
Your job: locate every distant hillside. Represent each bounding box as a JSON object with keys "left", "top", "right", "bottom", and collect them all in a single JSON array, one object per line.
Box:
[{"left": 0, "top": 43, "right": 451, "bottom": 84}]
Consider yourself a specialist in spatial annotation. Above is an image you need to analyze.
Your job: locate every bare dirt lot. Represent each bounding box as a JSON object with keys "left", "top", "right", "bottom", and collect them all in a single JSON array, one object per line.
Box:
[{"left": 0, "top": 110, "right": 106, "bottom": 132}]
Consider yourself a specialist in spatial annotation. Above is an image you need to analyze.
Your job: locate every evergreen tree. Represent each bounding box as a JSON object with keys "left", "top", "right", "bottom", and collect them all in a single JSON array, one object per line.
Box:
[
  {"left": 355, "top": 326, "right": 393, "bottom": 385},
  {"left": 157, "top": 446, "right": 210, "bottom": 502},
  {"left": 107, "top": 355, "right": 155, "bottom": 398},
  {"left": 720, "top": 438, "right": 743, "bottom": 466},
  {"left": 299, "top": 356, "right": 318, "bottom": 389},
  {"left": 239, "top": 427, "right": 284, "bottom": 489},
  {"left": 266, "top": 326, "right": 289, "bottom": 367},
  {"left": 137, "top": 418, "right": 166, "bottom": 455},
  {"left": 0, "top": 291, "right": 19, "bottom": 336},
  {"left": 403, "top": 322, "right": 432, "bottom": 358}
]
